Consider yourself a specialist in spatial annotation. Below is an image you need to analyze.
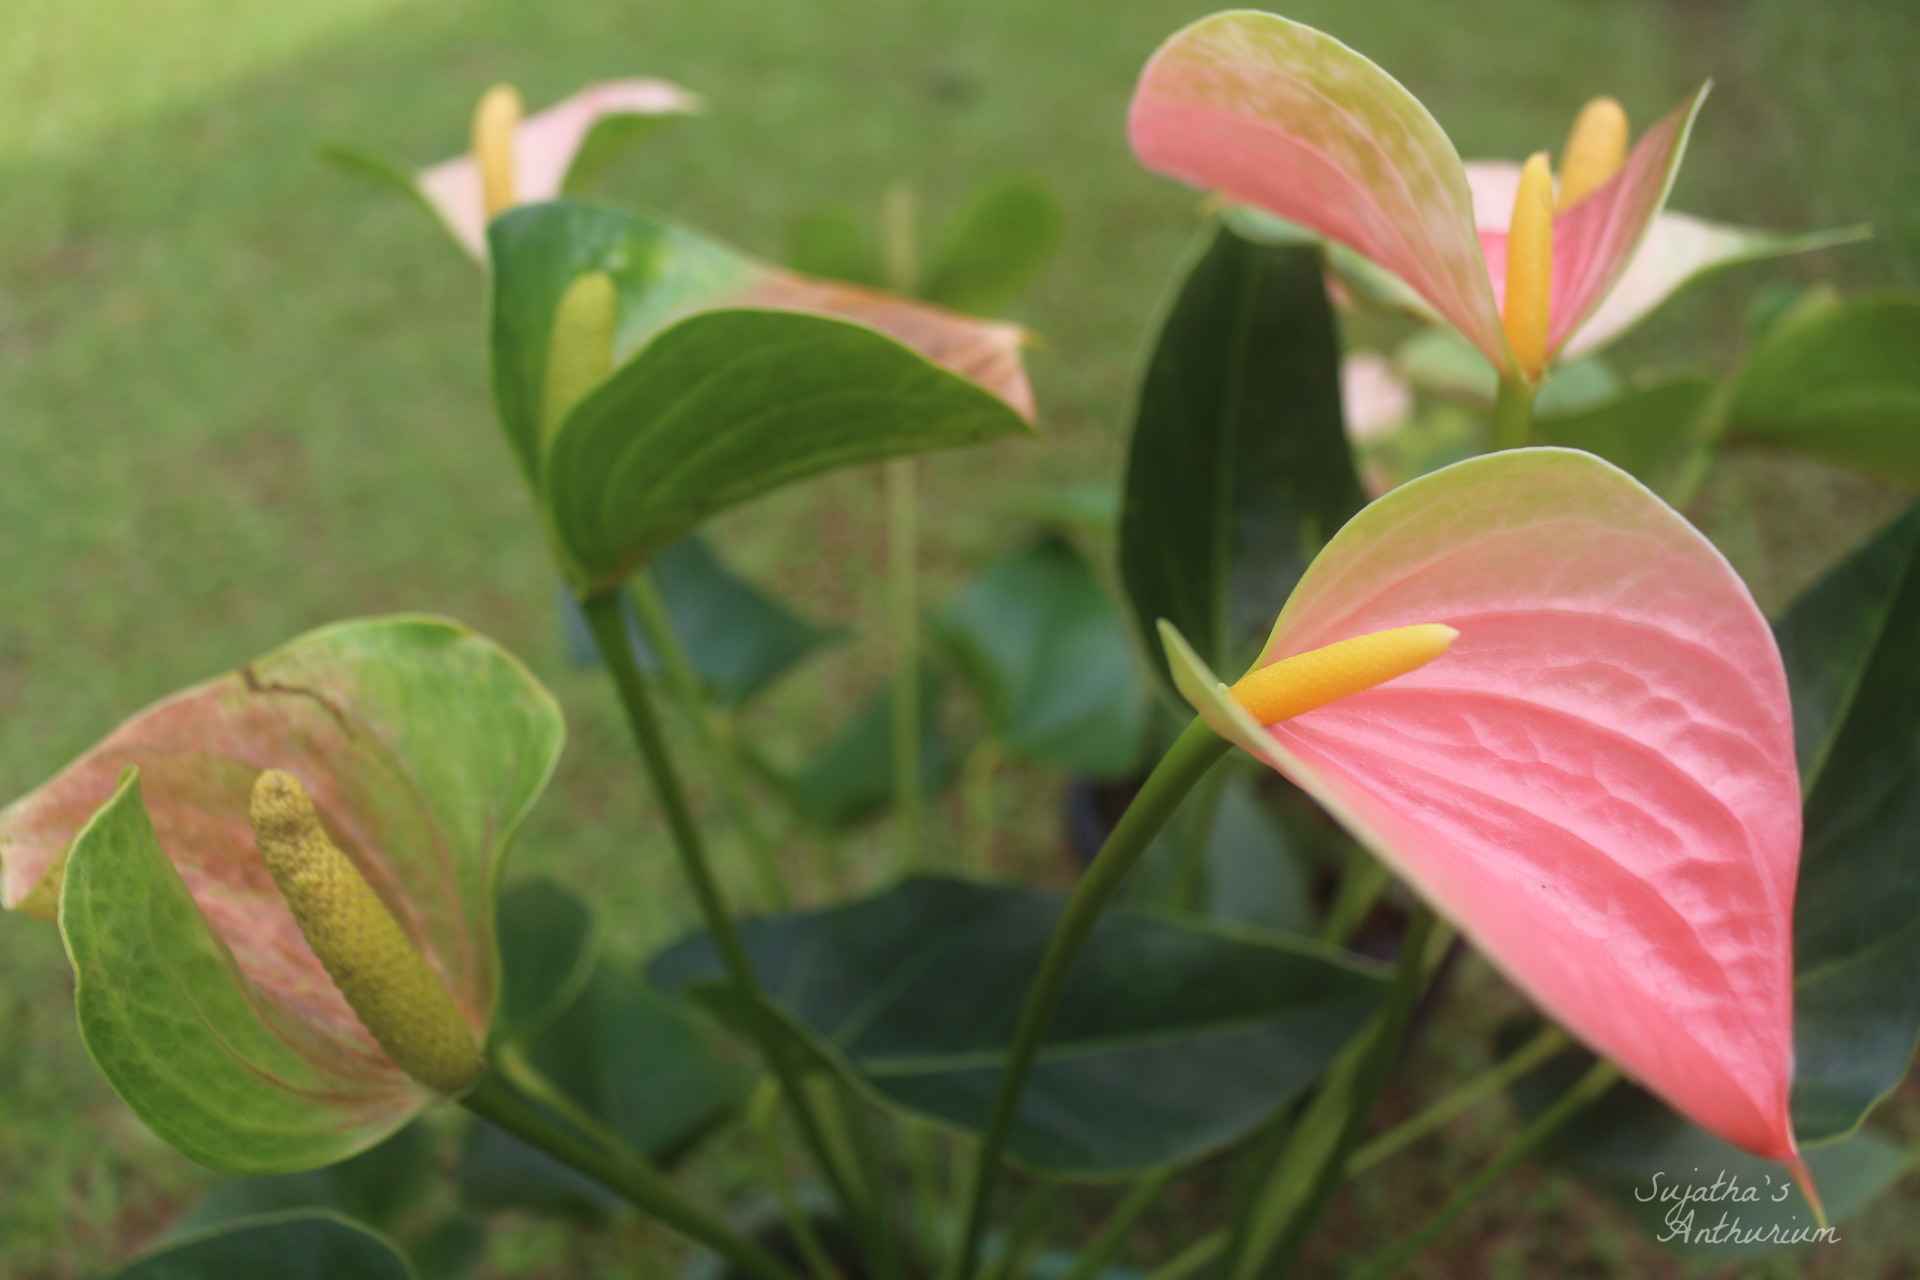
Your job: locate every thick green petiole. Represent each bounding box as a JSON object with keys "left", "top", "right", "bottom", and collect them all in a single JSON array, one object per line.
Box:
[
  {"left": 946, "top": 718, "right": 1231, "bottom": 1279},
  {"left": 1491, "top": 373, "right": 1537, "bottom": 451},
  {"left": 581, "top": 590, "right": 872, "bottom": 1249},
  {"left": 463, "top": 1072, "right": 801, "bottom": 1280},
  {"left": 627, "top": 574, "right": 792, "bottom": 909}
]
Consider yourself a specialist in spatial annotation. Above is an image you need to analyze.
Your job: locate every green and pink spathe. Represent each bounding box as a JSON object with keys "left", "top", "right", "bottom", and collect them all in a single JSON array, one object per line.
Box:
[
  {"left": 0, "top": 617, "right": 564, "bottom": 1172},
  {"left": 1129, "top": 10, "right": 1859, "bottom": 374}
]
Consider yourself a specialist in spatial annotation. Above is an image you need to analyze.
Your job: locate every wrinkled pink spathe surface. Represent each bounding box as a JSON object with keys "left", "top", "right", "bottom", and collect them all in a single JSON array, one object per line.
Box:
[
  {"left": 420, "top": 79, "right": 699, "bottom": 257},
  {"left": 1165, "top": 448, "right": 1803, "bottom": 1162},
  {"left": 1127, "top": 12, "right": 1702, "bottom": 373}
]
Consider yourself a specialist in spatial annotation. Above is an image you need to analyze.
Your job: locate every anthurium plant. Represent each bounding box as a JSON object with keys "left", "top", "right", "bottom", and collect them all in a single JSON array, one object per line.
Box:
[{"left": 6, "top": 10, "right": 1918, "bottom": 1279}]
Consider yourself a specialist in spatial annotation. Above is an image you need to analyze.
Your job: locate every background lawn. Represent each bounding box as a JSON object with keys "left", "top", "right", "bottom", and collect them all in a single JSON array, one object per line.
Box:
[{"left": 2, "top": 0, "right": 1916, "bottom": 1275}]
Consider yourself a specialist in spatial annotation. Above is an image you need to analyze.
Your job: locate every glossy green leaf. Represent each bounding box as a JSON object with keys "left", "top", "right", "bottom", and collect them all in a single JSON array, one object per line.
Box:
[
  {"left": 458, "top": 962, "right": 754, "bottom": 1218},
  {"left": 635, "top": 536, "right": 841, "bottom": 705},
  {"left": 114, "top": 1211, "right": 414, "bottom": 1280},
  {"left": 494, "top": 877, "right": 598, "bottom": 1045},
  {"left": 1201, "top": 770, "right": 1317, "bottom": 935},
  {"left": 650, "top": 875, "right": 1386, "bottom": 1176},
  {"left": 458, "top": 1117, "right": 621, "bottom": 1223},
  {"left": 1127, "top": 763, "right": 1324, "bottom": 933},
  {"left": 760, "top": 672, "right": 957, "bottom": 829},
  {"left": 1533, "top": 378, "right": 1717, "bottom": 501},
  {"left": 410, "top": 1215, "right": 489, "bottom": 1280},
  {"left": 1508, "top": 1031, "right": 1910, "bottom": 1255},
  {"left": 558, "top": 536, "right": 840, "bottom": 703},
  {"left": 937, "top": 537, "right": 1147, "bottom": 778},
  {"left": 9, "top": 618, "right": 567, "bottom": 1172},
  {"left": 1729, "top": 295, "right": 1920, "bottom": 484},
  {"left": 1226, "top": 913, "right": 1436, "bottom": 1277},
  {"left": 489, "top": 201, "right": 1033, "bottom": 590},
  {"left": 178, "top": 1124, "right": 437, "bottom": 1237},
  {"left": 920, "top": 177, "right": 1064, "bottom": 313},
  {"left": 1775, "top": 503, "right": 1920, "bottom": 1140},
  {"left": 1119, "top": 220, "right": 1364, "bottom": 693}
]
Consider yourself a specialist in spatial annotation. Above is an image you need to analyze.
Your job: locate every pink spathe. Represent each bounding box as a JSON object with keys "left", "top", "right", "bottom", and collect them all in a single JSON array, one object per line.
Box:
[
  {"left": 1128, "top": 12, "right": 1704, "bottom": 374},
  {"left": 1164, "top": 449, "right": 1804, "bottom": 1165}
]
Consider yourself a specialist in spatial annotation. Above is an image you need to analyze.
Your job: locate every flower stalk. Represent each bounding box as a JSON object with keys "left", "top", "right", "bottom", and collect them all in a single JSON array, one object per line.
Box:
[
  {"left": 463, "top": 1071, "right": 802, "bottom": 1280},
  {"left": 580, "top": 591, "right": 873, "bottom": 1245},
  {"left": 947, "top": 717, "right": 1231, "bottom": 1279}
]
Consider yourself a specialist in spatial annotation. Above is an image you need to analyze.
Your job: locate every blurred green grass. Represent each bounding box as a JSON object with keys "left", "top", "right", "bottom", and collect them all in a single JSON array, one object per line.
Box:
[{"left": 1, "top": 0, "right": 1915, "bottom": 1275}]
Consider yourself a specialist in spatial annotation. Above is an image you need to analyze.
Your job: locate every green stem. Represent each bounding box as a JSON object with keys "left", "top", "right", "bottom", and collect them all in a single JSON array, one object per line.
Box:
[
  {"left": 834, "top": 1082, "right": 904, "bottom": 1280},
  {"left": 906, "top": 1123, "right": 948, "bottom": 1263},
  {"left": 581, "top": 590, "right": 867, "bottom": 1237},
  {"left": 961, "top": 740, "right": 1000, "bottom": 873},
  {"left": 1142, "top": 1234, "right": 1226, "bottom": 1280},
  {"left": 496, "top": 1043, "right": 631, "bottom": 1157},
  {"left": 1490, "top": 374, "right": 1537, "bottom": 451},
  {"left": 1348, "top": 1060, "right": 1617, "bottom": 1280},
  {"left": 748, "top": 1082, "right": 847, "bottom": 1280},
  {"left": 463, "top": 1073, "right": 801, "bottom": 1280},
  {"left": 1319, "top": 844, "right": 1390, "bottom": 945},
  {"left": 946, "top": 719, "right": 1231, "bottom": 1280},
  {"left": 881, "top": 181, "right": 925, "bottom": 875},
  {"left": 627, "top": 575, "right": 792, "bottom": 909},
  {"left": 887, "top": 457, "right": 924, "bottom": 869},
  {"left": 1665, "top": 375, "right": 1738, "bottom": 510},
  {"left": 1224, "top": 914, "right": 1448, "bottom": 1280},
  {"left": 1345, "top": 1024, "right": 1568, "bottom": 1176},
  {"left": 986, "top": 1185, "right": 1060, "bottom": 1280},
  {"left": 1055, "top": 1169, "right": 1174, "bottom": 1280}
]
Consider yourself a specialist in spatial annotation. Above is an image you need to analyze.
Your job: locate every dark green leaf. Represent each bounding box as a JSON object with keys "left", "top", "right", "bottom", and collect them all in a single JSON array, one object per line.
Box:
[
  {"left": 1119, "top": 220, "right": 1365, "bottom": 693},
  {"left": 411, "top": 1215, "right": 489, "bottom": 1280},
  {"left": 489, "top": 201, "right": 1031, "bottom": 590},
  {"left": 558, "top": 537, "right": 839, "bottom": 703},
  {"left": 920, "top": 178, "right": 1064, "bottom": 313},
  {"left": 1729, "top": 295, "right": 1920, "bottom": 484},
  {"left": 761, "top": 673, "right": 957, "bottom": 828},
  {"left": 115, "top": 1212, "right": 414, "bottom": 1280},
  {"left": 635, "top": 536, "right": 840, "bottom": 705},
  {"left": 785, "top": 207, "right": 886, "bottom": 286},
  {"left": 457, "top": 962, "right": 754, "bottom": 1218},
  {"left": 495, "top": 877, "right": 599, "bottom": 1045},
  {"left": 1202, "top": 771, "right": 1316, "bottom": 935},
  {"left": 1224, "top": 911, "right": 1435, "bottom": 1274},
  {"left": 1774, "top": 503, "right": 1920, "bottom": 1139},
  {"left": 1508, "top": 1031, "right": 1910, "bottom": 1255},
  {"left": 650, "top": 876, "right": 1386, "bottom": 1176},
  {"left": 937, "top": 537, "right": 1147, "bottom": 778},
  {"left": 1533, "top": 378, "right": 1717, "bottom": 500},
  {"left": 177, "top": 1125, "right": 437, "bottom": 1237},
  {"left": 457, "top": 1117, "right": 622, "bottom": 1223}
]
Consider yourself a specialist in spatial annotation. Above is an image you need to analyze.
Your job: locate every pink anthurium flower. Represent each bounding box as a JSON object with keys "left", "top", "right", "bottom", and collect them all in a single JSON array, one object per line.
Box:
[
  {"left": 0, "top": 618, "right": 564, "bottom": 1172},
  {"left": 411, "top": 79, "right": 700, "bottom": 258},
  {"left": 1129, "top": 11, "right": 1859, "bottom": 381},
  {"left": 1159, "top": 448, "right": 1810, "bottom": 1189},
  {"left": 1462, "top": 159, "right": 1862, "bottom": 359}
]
